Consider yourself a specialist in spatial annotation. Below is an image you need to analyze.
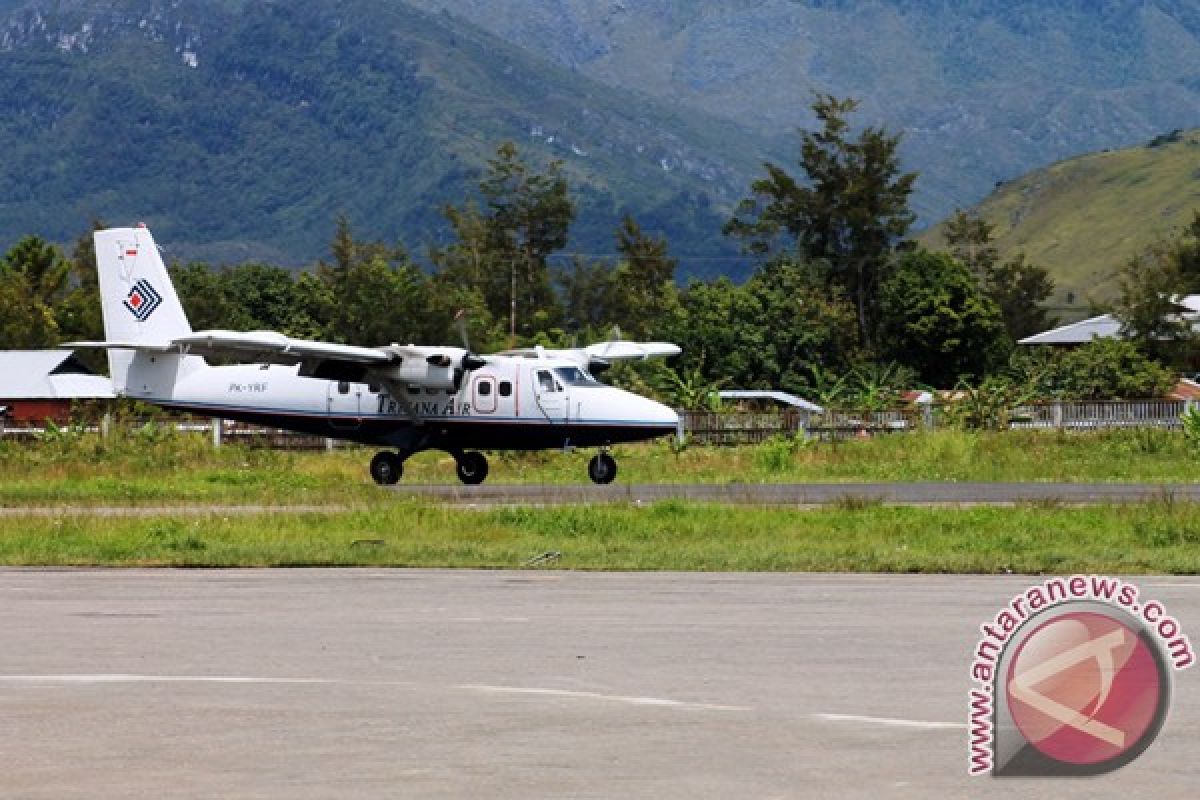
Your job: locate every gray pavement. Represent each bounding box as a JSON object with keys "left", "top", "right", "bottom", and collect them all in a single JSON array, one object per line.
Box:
[{"left": 0, "top": 569, "right": 1197, "bottom": 798}]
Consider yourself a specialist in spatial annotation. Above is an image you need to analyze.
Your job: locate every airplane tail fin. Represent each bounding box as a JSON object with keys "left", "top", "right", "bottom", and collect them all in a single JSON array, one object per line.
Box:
[{"left": 91, "top": 225, "right": 203, "bottom": 395}]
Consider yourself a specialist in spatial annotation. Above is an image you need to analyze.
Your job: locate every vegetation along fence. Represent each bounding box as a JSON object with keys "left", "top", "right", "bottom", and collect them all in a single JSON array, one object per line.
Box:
[{"left": 0, "top": 400, "right": 1194, "bottom": 448}]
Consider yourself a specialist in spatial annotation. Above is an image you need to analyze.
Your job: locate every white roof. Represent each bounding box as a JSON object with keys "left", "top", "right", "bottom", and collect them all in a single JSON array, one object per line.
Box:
[
  {"left": 1019, "top": 294, "right": 1200, "bottom": 345},
  {"left": 1018, "top": 314, "right": 1123, "bottom": 345},
  {"left": 0, "top": 350, "right": 114, "bottom": 399},
  {"left": 718, "top": 390, "right": 824, "bottom": 413}
]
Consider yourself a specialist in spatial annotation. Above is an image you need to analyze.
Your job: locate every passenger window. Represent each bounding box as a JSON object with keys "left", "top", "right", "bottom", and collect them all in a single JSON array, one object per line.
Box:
[
  {"left": 478, "top": 381, "right": 492, "bottom": 397},
  {"left": 498, "top": 381, "right": 512, "bottom": 397},
  {"left": 537, "top": 370, "right": 555, "bottom": 392},
  {"left": 367, "top": 383, "right": 380, "bottom": 393},
  {"left": 337, "top": 381, "right": 350, "bottom": 395}
]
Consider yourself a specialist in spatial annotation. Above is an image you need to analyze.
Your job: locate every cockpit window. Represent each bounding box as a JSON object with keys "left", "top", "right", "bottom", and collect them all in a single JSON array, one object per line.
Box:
[
  {"left": 553, "top": 366, "right": 597, "bottom": 386},
  {"left": 537, "top": 370, "right": 556, "bottom": 392}
]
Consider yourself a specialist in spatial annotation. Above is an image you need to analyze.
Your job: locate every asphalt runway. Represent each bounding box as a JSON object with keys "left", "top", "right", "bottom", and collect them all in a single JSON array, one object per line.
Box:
[
  {"left": 1, "top": 569, "right": 1197, "bottom": 798},
  {"left": 393, "top": 481, "right": 1200, "bottom": 506}
]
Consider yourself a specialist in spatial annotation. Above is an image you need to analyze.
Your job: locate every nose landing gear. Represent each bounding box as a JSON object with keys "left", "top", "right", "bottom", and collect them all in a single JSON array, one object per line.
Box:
[{"left": 588, "top": 452, "right": 617, "bottom": 485}]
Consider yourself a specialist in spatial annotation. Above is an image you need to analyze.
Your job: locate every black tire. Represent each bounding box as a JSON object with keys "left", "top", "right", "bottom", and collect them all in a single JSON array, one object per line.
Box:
[
  {"left": 588, "top": 453, "right": 617, "bottom": 485},
  {"left": 369, "top": 451, "right": 403, "bottom": 485},
  {"left": 456, "top": 451, "right": 489, "bottom": 485}
]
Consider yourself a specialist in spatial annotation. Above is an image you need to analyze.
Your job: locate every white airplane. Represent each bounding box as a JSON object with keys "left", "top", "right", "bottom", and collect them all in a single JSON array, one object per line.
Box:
[{"left": 71, "top": 225, "right": 681, "bottom": 485}]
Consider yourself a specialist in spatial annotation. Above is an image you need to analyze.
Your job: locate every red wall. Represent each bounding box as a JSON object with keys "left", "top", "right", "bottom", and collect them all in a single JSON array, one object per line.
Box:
[{"left": 0, "top": 399, "right": 74, "bottom": 424}]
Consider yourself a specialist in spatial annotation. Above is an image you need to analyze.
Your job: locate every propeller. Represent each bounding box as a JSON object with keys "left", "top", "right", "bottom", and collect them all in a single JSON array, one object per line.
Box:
[
  {"left": 454, "top": 309, "right": 487, "bottom": 371},
  {"left": 588, "top": 324, "right": 622, "bottom": 374}
]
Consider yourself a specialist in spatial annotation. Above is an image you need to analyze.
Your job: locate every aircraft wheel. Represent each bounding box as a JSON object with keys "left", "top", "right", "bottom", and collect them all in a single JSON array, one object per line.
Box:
[
  {"left": 369, "top": 451, "right": 403, "bottom": 485},
  {"left": 588, "top": 453, "right": 617, "bottom": 485},
  {"left": 456, "top": 451, "right": 489, "bottom": 485}
]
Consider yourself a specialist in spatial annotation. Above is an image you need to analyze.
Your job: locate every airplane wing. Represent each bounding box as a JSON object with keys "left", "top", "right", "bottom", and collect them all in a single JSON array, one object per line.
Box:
[
  {"left": 582, "top": 341, "right": 681, "bottom": 361},
  {"left": 502, "top": 340, "right": 681, "bottom": 372},
  {"left": 68, "top": 332, "right": 477, "bottom": 388},
  {"left": 69, "top": 330, "right": 391, "bottom": 364}
]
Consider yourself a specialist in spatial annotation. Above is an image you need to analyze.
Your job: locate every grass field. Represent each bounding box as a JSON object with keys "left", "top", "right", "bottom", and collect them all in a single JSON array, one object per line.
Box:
[
  {"left": 2, "top": 426, "right": 1199, "bottom": 506},
  {"left": 3, "top": 427, "right": 1199, "bottom": 572},
  {"left": 0, "top": 500, "right": 1198, "bottom": 573}
]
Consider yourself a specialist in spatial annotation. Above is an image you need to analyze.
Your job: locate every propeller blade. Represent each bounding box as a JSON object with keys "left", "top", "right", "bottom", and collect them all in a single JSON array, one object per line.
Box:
[{"left": 453, "top": 309, "right": 470, "bottom": 351}]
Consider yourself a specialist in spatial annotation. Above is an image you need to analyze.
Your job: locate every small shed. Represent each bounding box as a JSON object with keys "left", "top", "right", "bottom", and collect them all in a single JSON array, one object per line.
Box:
[{"left": 0, "top": 350, "right": 114, "bottom": 424}]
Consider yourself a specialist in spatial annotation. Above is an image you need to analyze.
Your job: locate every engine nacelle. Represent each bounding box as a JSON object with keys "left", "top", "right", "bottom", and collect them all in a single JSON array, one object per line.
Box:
[{"left": 374, "top": 345, "right": 470, "bottom": 389}]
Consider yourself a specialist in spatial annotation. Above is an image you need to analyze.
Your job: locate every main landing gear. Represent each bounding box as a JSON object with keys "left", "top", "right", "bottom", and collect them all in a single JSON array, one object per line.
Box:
[
  {"left": 368, "top": 449, "right": 490, "bottom": 486},
  {"left": 369, "top": 450, "right": 618, "bottom": 486}
]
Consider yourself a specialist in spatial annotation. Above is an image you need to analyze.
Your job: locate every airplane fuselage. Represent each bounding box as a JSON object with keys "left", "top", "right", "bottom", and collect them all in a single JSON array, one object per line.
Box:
[{"left": 141, "top": 355, "right": 679, "bottom": 453}]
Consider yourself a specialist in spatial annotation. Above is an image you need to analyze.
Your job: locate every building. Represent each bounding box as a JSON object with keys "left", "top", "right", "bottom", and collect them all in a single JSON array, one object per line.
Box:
[
  {"left": 1018, "top": 295, "right": 1200, "bottom": 346},
  {"left": 0, "top": 350, "right": 114, "bottom": 424}
]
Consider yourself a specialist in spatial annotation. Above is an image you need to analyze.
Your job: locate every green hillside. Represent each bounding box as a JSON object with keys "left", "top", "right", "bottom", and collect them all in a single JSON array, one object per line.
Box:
[
  {"left": 0, "top": 0, "right": 778, "bottom": 275},
  {"left": 921, "top": 129, "right": 1200, "bottom": 307}
]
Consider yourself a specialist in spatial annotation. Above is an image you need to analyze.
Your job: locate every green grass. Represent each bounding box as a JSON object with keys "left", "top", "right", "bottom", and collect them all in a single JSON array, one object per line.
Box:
[
  {"left": 5, "top": 428, "right": 1200, "bottom": 572},
  {"left": 2, "top": 500, "right": 1199, "bottom": 573},
  {"left": 2, "top": 427, "right": 1198, "bottom": 507}
]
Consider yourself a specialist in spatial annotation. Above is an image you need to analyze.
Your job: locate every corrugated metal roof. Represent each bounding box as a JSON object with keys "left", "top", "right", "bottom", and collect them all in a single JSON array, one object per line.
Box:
[
  {"left": 1018, "top": 314, "right": 1122, "bottom": 345},
  {"left": 0, "top": 350, "right": 113, "bottom": 399},
  {"left": 718, "top": 390, "right": 824, "bottom": 413},
  {"left": 1020, "top": 295, "right": 1200, "bottom": 345}
]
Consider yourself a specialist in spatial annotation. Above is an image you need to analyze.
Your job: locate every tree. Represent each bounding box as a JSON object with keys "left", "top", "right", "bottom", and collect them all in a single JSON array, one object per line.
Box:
[
  {"left": 558, "top": 256, "right": 618, "bottom": 334},
  {"left": 478, "top": 141, "right": 574, "bottom": 340},
  {"left": 984, "top": 252, "right": 1055, "bottom": 341},
  {"left": 316, "top": 217, "right": 430, "bottom": 346},
  {"left": 942, "top": 209, "right": 998, "bottom": 281},
  {"left": 1010, "top": 339, "right": 1176, "bottom": 400},
  {"left": 725, "top": 94, "right": 917, "bottom": 348},
  {"left": 661, "top": 278, "right": 770, "bottom": 390},
  {"left": 743, "top": 258, "right": 858, "bottom": 393},
  {"left": 1, "top": 235, "right": 70, "bottom": 306},
  {"left": 1112, "top": 250, "right": 1192, "bottom": 365},
  {"left": 941, "top": 209, "right": 1055, "bottom": 342},
  {"left": 0, "top": 235, "right": 67, "bottom": 348},
  {"left": 0, "top": 271, "right": 58, "bottom": 348},
  {"left": 878, "top": 249, "right": 1009, "bottom": 387},
  {"left": 54, "top": 222, "right": 106, "bottom": 344},
  {"left": 1171, "top": 210, "right": 1200, "bottom": 290},
  {"left": 610, "top": 215, "right": 678, "bottom": 339}
]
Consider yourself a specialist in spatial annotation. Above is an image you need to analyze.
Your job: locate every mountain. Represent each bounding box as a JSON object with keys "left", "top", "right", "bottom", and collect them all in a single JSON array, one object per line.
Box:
[
  {"left": 0, "top": 0, "right": 779, "bottom": 273},
  {"left": 921, "top": 128, "right": 1200, "bottom": 307},
  {"left": 407, "top": 0, "right": 1200, "bottom": 225},
  {"left": 4, "top": 1, "right": 1200, "bottom": 281}
]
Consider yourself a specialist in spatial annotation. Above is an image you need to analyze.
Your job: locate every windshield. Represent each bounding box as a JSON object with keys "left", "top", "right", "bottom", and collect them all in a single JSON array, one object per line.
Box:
[{"left": 554, "top": 366, "right": 598, "bottom": 387}]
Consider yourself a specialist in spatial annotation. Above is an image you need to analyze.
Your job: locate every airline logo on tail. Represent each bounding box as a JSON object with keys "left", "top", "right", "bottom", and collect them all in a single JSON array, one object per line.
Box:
[{"left": 124, "top": 279, "right": 163, "bottom": 321}]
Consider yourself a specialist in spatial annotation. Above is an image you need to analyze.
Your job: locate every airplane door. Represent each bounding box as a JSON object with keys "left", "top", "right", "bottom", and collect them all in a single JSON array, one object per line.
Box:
[
  {"left": 473, "top": 375, "right": 497, "bottom": 414},
  {"left": 533, "top": 367, "right": 568, "bottom": 422},
  {"left": 326, "top": 380, "right": 362, "bottom": 431}
]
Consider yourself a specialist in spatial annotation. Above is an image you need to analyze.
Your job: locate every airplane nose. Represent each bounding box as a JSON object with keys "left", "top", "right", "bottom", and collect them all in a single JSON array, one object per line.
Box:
[{"left": 645, "top": 397, "right": 679, "bottom": 429}]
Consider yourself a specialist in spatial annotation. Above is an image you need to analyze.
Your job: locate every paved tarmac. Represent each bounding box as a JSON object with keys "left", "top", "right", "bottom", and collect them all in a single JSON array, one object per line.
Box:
[
  {"left": 1, "top": 569, "right": 1197, "bottom": 799},
  {"left": 393, "top": 481, "right": 1200, "bottom": 506}
]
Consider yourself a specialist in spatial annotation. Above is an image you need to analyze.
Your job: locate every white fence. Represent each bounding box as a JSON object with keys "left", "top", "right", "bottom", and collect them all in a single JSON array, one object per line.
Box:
[{"left": 1008, "top": 400, "right": 1189, "bottom": 430}]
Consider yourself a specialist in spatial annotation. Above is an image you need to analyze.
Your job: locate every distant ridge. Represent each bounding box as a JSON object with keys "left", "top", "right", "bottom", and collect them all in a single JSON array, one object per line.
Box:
[{"left": 921, "top": 129, "right": 1200, "bottom": 307}]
